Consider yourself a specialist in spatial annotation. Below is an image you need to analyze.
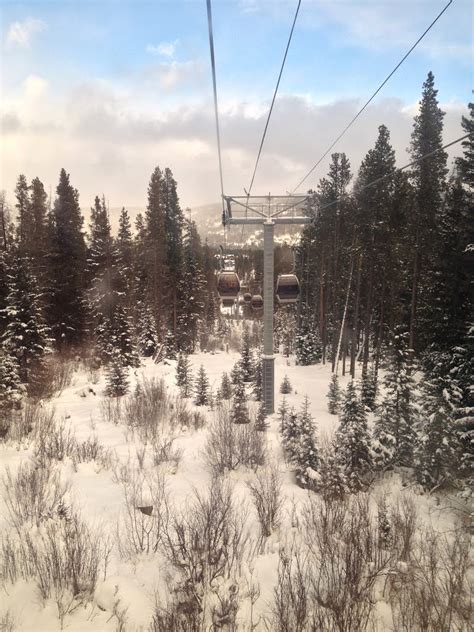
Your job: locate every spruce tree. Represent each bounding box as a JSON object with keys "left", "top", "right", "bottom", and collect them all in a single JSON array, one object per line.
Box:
[
  {"left": 0, "top": 350, "right": 23, "bottom": 437},
  {"left": 105, "top": 349, "right": 129, "bottom": 397},
  {"left": 456, "top": 102, "right": 473, "bottom": 188},
  {"left": 281, "top": 408, "right": 298, "bottom": 464},
  {"left": 240, "top": 323, "right": 254, "bottom": 382},
  {"left": 255, "top": 401, "right": 268, "bottom": 431},
  {"left": 176, "top": 353, "right": 193, "bottom": 398},
  {"left": 278, "top": 397, "right": 289, "bottom": 434},
  {"left": 48, "top": 169, "right": 87, "bottom": 346},
  {"left": 136, "top": 303, "right": 158, "bottom": 357},
  {"left": 335, "top": 381, "right": 373, "bottom": 492},
  {"left": 318, "top": 440, "right": 347, "bottom": 500},
  {"left": 280, "top": 375, "right": 292, "bottom": 394},
  {"left": 231, "top": 381, "right": 250, "bottom": 424},
  {"left": 360, "top": 364, "right": 378, "bottom": 411},
  {"left": 295, "top": 306, "right": 322, "bottom": 365},
  {"left": 327, "top": 373, "right": 341, "bottom": 414},
  {"left": 252, "top": 353, "right": 263, "bottom": 401},
  {"left": 373, "top": 332, "right": 417, "bottom": 467},
  {"left": 219, "top": 372, "right": 233, "bottom": 400},
  {"left": 230, "top": 361, "right": 243, "bottom": 385},
  {"left": 116, "top": 207, "right": 134, "bottom": 297},
  {"left": 293, "top": 397, "right": 319, "bottom": 489},
  {"left": 194, "top": 365, "right": 210, "bottom": 406},
  {"left": 2, "top": 251, "right": 51, "bottom": 383}
]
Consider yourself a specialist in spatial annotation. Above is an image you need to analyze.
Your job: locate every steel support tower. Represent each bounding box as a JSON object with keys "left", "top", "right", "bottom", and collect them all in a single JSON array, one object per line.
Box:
[{"left": 223, "top": 194, "right": 310, "bottom": 415}]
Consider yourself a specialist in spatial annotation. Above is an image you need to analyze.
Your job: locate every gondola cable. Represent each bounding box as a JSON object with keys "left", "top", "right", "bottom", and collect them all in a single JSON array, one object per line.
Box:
[{"left": 291, "top": 0, "right": 454, "bottom": 194}]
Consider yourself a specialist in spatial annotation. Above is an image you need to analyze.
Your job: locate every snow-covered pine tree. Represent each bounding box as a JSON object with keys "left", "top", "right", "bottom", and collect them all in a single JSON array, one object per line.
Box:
[
  {"left": 240, "top": 323, "right": 254, "bottom": 382},
  {"left": 255, "top": 401, "right": 268, "bottom": 431},
  {"left": 136, "top": 303, "right": 158, "bottom": 357},
  {"left": 164, "top": 330, "right": 177, "bottom": 359},
  {"left": 293, "top": 396, "right": 319, "bottom": 489},
  {"left": 281, "top": 407, "right": 298, "bottom": 464},
  {"left": 335, "top": 380, "right": 373, "bottom": 492},
  {"left": 219, "top": 372, "right": 232, "bottom": 400},
  {"left": 2, "top": 251, "right": 51, "bottom": 384},
  {"left": 280, "top": 375, "right": 292, "bottom": 394},
  {"left": 327, "top": 372, "right": 342, "bottom": 414},
  {"left": 0, "top": 350, "right": 23, "bottom": 437},
  {"left": 360, "top": 364, "right": 378, "bottom": 411},
  {"left": 176, "top": 353, "right": 193, "bottom": 398},
  {"left": 278, "top": 397, "right": 288, "bottom": 434},
  {"left": 231, "top": 381, "right": 250, "bottom": 424},
  {"left": 105, "top": 348, "right": 129, "bottom": 397},
  {"left": 230, "top": 361, "right": 243, "bottom": 385},
  {"left": 194, "top": 365, "right": 210, "bottom": 406},
  {"left": 373, "top": 332, "right": 417, "bottom": 467},
  {"left": 295, "top": 305, "right": 322, "bottom": 365},
  {"left": 318, "top": 440, "right": 347, "bottom": 500},
  {"left": 252, "top": 353, "right": 263, "bottom": 401},
  {"left": 116, "top": 207, "right": 134, "bottom": 298}
]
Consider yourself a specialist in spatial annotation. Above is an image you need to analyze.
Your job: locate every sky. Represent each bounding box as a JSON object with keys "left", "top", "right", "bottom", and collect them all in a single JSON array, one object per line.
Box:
[{"left": 0, "top": 0, "right": 472, "bottom": 212}]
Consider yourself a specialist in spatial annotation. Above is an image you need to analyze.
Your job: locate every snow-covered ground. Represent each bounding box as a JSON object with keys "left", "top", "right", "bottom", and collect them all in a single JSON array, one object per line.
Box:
[{"left": 0, "top": 347, "right": 467, "bottom": 631}]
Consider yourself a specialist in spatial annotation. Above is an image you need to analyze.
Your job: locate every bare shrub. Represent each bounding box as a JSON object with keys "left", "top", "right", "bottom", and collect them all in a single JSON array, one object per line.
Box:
[
  {"left": 72, "top": 435, "right": 111, "bottom": 470},
  {"left": 247, "top": 461, "right": 283, "bottom": 539},
  {"left": 0, "top": 610, "right": 15, "bottom": 632},
  {"left": 117, "top": 468, "right": 168, "bottom": 560},
  {"left": 0, "top": 511, "right": 104, "bottom": 629},
  {"left": 4, "top": 401, "right": 54, "bottom": 445},
  {"left": 34, "top": 416, "right": 76, "bottom": 465},
  {"left": 151, "top": 434, "right": 183, "bottom": 471},
  {"left": 204, "top": 406, "right": 266, "bottom": 473},
  {"left": 271, "top": 544, "right": 309, "bottom": 632},
  {"left": 101, "top": 397, "right": 122, "bottom": 425},
  {"left": 302, "top": 494, "right": 392, "bottom": 632},
  {"left": 389, "top": 525, "right": 473, "bottom": 631},
  {"left": 391, "top": 494, "right": 418, "bottom": 562},
  {"left": 122, "top": 377, "right": 169, "bottom": 441},
  {"left": 2, "top": 462, "right": 70, "bottom": 530},
  {"left": 161, "top": 476, "right": 250, "bottom": 627},
  {"left": 172, "top": 398, "right": 205, "bottom": 431}
]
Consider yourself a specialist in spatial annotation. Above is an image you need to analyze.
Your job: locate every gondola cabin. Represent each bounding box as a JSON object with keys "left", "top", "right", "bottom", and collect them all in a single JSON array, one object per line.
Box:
[
  {"left": 276, "top": 274, "right": 300, "bottom": 304},
  {"left": 243, "top": 292, "right": 252, "bottom": 304},
  {"left": 222, "top": 298, "right": 236, "bottom": 308},
  {"left": 217, "top": 271, "right": 240, "bottom": 300},
  {"left": 251, "top": 294, "right": 264, "bottom": 310}
]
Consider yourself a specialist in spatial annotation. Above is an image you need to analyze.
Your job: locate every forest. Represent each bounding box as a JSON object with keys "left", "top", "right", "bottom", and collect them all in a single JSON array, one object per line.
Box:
[{"left": 0, "top": 73, "right": 472, "bottom": 631}]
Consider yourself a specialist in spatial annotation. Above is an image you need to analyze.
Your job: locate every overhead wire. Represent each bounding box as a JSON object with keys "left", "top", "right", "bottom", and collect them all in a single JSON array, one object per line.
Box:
[
  {"left": 315, "top": 133, "right": 468, "bottom": 214},
  {"left": 242, "top": 0, "right": 302, "bottom": 243},
  {"left": 291, "top": 0, "right": 454, "bottom": 195}
]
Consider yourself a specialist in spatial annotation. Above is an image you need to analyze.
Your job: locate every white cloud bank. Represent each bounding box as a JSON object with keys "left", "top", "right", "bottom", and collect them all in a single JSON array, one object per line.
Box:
[
  {"left": 5, "top": 17, "right": 46, "bottom": 49},
  {"left": 0, "top": 79, "right": 468, "bottom": 211},
  {"left": 147, "top": 39, "right": 179, "bottom": 58}
]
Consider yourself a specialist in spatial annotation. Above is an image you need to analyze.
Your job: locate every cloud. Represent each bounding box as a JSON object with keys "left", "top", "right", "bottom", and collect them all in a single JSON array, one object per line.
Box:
[
  {"left": 146, "top": 39, "right": 179, "bottom": 58},
  {"left": 0, "top": 78, "right": 467, "bottom": 212},
  {"left": 143, "top": 59, "right": 204, "bottom": 90},
  {"left": 5, "top": 17, "right": 46, "bottom": 49}
]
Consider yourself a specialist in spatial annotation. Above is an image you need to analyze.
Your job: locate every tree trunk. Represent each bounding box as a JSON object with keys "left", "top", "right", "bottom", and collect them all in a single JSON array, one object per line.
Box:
[{"left": 409, "top": 245, "right": 420, "bottom": 351}]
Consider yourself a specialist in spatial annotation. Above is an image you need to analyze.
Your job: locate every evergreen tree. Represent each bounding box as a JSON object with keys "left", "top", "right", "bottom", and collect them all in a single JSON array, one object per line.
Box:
[
  {"left": 15, "top": 174, "right": 30, "bottom": 248},
  {"left": 281, "top": 408, "right": 298, "bottom": 464},
  {"left": 145, "top": 167, "right": 168, "bottom": 336},
  {"left": 0, "top": 350, "right": 23, "bottom": 437},
  {"left": 335, "top": 381, "right": 373, "bottom": 492},
  {"left": 327, "top": 373, "right": 341, "bottom": 414},
  {"left": 219, "top": 372, "right": 232, "bottom": 400},
  {"left": 136, "top": 303, "right": 158, "bottom": 357},
  {"left": 176, "top": 353, "right": 193, "bottom": 398},
  {"left": 280, "top": 375, "right": 292, "bottom": 394},
  {"left": 293, "top": 397, "right": 319, "bottom": 489},
  {"left": 240, "top": 323, "right": 254, "bottom": 382},
  {"left": 231, "top": 381, "right": 250, "bottom": 424},
  {"left": 360, "top": 364, "right": 378, "bottom": 411},
  {"left": 230, "top": 361, "right": 243, "bottom": 385},
  {"left": 318, "top": 440, "right": 347, "bottom": 500},
  {"left": 278, "top": 397, "right": 289, "bottom": 434},
  {"left": 2, "top": 251, "right": 51, "bottom": 383},
  {"left": 252, "top": 353, "right": 263, "bottom": 401},
  {"left": 415, "top": 408, "right": 457, "bottom": 490},
  {"left": 116, "top": 207, "right": 134, "bottom": 297},
  {"left": 194, "top": 365, "right": 210, "bottom": 406},
  {"left": 373, "top": 332, "right": 417, "bottom": 467},
  {"left": 105, "top": 348, "right": 129, "bottom": 397},
  {"left": 255, "top": 401, "right": 268, "bottom": 431},
  {"left": 164, "top": 330, "right": 177, "bottom": 359},
  {"left": 177, "top": 220, "right": 205, "bottom": 352},
  {"left": 48, "top": 169, "right": 87, "bottom": 346},
  {"left": 408, "top": 72, "right": 448, "bottom": 350},
  {"left": 295, "top": 305, "right": 322, "bottom": 365}
]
